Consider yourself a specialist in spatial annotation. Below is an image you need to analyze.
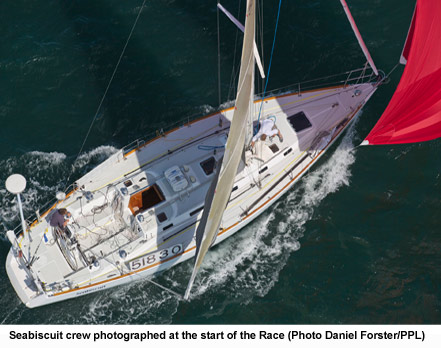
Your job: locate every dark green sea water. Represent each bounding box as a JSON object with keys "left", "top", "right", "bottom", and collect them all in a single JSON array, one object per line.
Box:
[{"left": 1, "top": 0, "right": 439, "bottom": 324}]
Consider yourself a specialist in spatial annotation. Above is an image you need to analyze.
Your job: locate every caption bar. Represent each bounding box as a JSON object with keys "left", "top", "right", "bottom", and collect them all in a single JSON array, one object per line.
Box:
[{"left": 8, "top": 329, "right": 425, "bottom": 343}]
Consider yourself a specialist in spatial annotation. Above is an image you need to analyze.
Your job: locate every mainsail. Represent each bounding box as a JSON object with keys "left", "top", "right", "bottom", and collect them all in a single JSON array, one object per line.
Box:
[
  {"left": 184, "top": 0, "right": 256, "bottom": 300},
  {"left": 364, "top": 0, "right": 441, "bottom": 145}
]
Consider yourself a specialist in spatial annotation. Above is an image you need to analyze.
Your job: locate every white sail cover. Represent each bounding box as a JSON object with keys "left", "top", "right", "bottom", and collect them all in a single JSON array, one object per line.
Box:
[{"left": 184, "top": 0, "right": 256, "bottom": 299}]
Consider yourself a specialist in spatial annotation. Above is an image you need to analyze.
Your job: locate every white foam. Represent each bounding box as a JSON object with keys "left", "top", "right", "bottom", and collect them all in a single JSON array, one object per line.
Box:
[
  {"left": 73, "top": 145, "right": 118, "bottom": 169},
  {"left": 219, "top": 99, "right": 236, "bottom": 110},
  {"left": 27, "top": 151, "right": 67, "bottom": 165},
  {"left": 0, "top": 147, "right": 117, "bottom": 230},
  {"left": 76, "top": 281, "right": 179, "bottom": 324},
  {"left": 198, "top": 104, "right": 216, "bottom": 115}
]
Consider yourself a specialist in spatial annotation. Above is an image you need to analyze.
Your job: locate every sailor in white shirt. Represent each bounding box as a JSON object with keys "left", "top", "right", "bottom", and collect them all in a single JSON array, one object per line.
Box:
[{"left": 251, "top": 118, "right": 283, "bottom": 148}]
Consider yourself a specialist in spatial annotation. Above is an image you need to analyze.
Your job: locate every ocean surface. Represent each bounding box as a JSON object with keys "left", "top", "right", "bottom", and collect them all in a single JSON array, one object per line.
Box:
[{"left": 1, "top": 0, "right": 439, "bottom": 324}]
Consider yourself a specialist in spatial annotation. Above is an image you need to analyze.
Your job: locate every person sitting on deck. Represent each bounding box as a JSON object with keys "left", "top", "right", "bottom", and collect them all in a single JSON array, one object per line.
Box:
[
  {"left": 250, "top": 118, "right": 283, "bottom": 148},
  {"left": 50, "top": 208, "right": 72, "bottom": 236}
]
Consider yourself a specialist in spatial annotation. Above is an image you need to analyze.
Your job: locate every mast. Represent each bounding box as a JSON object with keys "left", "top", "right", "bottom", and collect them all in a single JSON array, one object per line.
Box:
[{"left": 184, "top": 0, "right": 256, "bottom": 300}]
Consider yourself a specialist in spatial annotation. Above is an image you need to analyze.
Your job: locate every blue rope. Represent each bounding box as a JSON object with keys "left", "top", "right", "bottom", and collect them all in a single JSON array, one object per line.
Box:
[{"left": 255, "top": 0, "right": 282, "bottom": 135}]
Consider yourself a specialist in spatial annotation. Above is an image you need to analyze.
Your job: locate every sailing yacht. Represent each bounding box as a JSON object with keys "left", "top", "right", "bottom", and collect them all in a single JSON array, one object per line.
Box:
[{"left": 5, "top": 0, "right": 436, "bottom": 308}]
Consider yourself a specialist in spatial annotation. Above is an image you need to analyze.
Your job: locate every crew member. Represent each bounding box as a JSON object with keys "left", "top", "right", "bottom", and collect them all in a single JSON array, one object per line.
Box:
[
  {"left": 251, "top": 118, "right": 283, "bottom": 148},
  {"left": 50, "top": 208, "right": 71, "bottom": 233}
]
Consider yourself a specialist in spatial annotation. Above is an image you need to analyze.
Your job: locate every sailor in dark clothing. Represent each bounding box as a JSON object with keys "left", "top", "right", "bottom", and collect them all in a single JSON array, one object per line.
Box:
[{"left": 50, "top": 208, "right": 72, "bottom": 237}]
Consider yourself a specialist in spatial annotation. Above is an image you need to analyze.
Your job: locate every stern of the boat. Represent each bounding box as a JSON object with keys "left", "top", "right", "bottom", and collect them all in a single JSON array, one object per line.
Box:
[{"left": 6, "top": 249, "right": 42, "bottom": 308}]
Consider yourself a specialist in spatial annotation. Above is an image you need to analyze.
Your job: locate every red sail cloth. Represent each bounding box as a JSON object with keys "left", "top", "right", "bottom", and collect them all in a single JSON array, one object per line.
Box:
[{"left": 365, "top": 0, "right": 441, "bottom": 145}]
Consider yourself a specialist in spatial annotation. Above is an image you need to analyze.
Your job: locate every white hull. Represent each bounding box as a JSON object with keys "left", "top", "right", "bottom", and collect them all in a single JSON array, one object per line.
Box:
[{"left": 6, "top": 82, "right": 377, "bottom": 307}]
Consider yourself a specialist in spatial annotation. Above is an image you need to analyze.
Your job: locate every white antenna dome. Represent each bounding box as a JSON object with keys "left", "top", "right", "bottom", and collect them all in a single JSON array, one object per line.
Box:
[{"left": 5, "top": 174, "right": 27, "bottom": 195}]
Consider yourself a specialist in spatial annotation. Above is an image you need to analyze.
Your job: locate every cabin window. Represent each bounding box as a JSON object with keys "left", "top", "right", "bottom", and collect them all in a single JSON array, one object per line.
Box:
[
  {"left": 259, "top": 166, "right": 268, "bottom": 174},
  {"left": 163, "top": 223, "right": 173, "bottom": 231},
  {"left": 284, "top": 148, "right": 292, "bottom": 156},
  {"left": 128, "top": 184, "right": 165, "bottom": 215},
  {"left": 190, "top": 206, "right": 203, "bottom": 217},
  {"left": 200, "top": 157, "right": 216, "bottom": 176},
  {"left": 287, "top": 111, "right": 312, "bottom": 133}
]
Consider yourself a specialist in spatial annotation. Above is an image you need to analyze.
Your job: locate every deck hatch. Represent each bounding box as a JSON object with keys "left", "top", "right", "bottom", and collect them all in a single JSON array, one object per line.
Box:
[
  {"left": 128, "top": 184, "right": 164, "bottom": 215},
  {"left": 269, "top": 144, "right": 279, "bottom": 153},
  {"left": 200, "top": 157, "right": 216, "bottom": 176},
  {"left": 157, "top": 212, "right": 167, "bottom": 223},
  {"left": 287, "top": 111, "right": 312, "bottom": 132}
]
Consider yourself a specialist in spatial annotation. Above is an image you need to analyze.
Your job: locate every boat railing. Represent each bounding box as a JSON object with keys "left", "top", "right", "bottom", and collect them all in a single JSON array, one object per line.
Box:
[
  {"left": 121, "top": 113, "right": 207, "bottom": 156},
  {"left": 257, "top": 64, "right": 379, "bottom": 99}
]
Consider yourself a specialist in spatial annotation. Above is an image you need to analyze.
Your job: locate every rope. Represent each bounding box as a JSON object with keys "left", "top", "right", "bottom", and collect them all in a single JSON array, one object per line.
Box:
[
  {"left": 258, "top": 0, "right": 265, "bottom": 94},
  {"left": 255, "top": 0, "right": 282, "bottom": 135},
  {"left": 217, "top": 1, "right": 222, "bottom": 105},
  {"left": 65, "top": 0, "right": 147, "bottom": 189},
  {"left": 385, "top": 62, "right": 400, "bottom": 80},
  {"left": 227, "top": 0, "right": 242, "bottom": 101}
]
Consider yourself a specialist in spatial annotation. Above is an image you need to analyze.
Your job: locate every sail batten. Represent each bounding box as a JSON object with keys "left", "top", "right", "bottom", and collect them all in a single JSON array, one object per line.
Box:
[
  {"left": 365, "top": 0, "right": 441, "bottom": 145},
  {"left": 184, "top": 0, "right": 256, "bottom": 300}
]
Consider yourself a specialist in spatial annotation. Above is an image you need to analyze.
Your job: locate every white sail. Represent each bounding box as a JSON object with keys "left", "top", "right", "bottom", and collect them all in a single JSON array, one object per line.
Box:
[{"left": 184, "top": 0, "right": 256, "bottom": 300}]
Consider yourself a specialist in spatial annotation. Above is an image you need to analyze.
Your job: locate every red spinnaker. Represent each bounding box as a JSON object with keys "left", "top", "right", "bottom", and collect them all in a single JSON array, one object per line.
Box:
[{"left": 365, "top": 0, "right": 441, "bottom": 145}]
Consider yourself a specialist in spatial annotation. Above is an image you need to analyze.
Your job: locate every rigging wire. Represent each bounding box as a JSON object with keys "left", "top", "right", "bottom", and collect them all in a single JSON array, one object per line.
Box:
[
  {"left": 227, "top": 0, "right": 242, "bottom": 101},
  {"left": 255, "top": 0, "right": 282, "bottom": 135},
  {"left": 384, "top": 62, "right": 400, "bottom": 81},
  {"left": 64, "top": 0, "right": 147, "bottom": 189},
  {"left": 257, "top": 0, "right": 265, "bottom": 96},
  {"left": 217, "top": 1, "right": 222, "bottom": 105}
]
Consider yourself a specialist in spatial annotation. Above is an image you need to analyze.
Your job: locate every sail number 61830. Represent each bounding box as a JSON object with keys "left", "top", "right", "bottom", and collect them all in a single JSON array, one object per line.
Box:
[{"left": 129, "top": 244, "right": 183, "bottom": 270}]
